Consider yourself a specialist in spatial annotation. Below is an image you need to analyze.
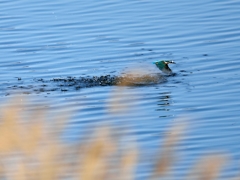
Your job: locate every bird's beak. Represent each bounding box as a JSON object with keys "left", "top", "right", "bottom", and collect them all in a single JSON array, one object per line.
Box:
[
  {"left": 152, "top": 62, "right": 156, "bottom": 64},
  {"left": 167, "top": 61, "right": 176, "bottom": 64}
]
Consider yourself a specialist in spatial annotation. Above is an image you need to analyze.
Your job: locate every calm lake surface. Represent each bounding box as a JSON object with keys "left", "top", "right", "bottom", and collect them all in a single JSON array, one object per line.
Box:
[{"left": 1, "top": 0, "right": 240, "bottom": 178}]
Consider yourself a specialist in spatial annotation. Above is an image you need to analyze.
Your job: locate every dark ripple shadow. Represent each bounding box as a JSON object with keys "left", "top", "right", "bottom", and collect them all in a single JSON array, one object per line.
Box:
[
  {"left": 3, "top": 69, "right": 192, "bottom": 96},
  {"left": 5, "top": 73, "right": 175, "bottom": 95}
]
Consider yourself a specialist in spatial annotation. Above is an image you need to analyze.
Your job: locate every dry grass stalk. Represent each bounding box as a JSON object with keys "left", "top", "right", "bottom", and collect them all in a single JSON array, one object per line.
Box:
[
  {"left": 187, "top": 155, "right": 227, "bottom": 180},
  {"left": 116, "top": 68, "right": 162, "bottom": 87},
  {"left": 108, "top": 67, "right": 163, "bottom": 114},
  {"left": 151, "top": 125, "right": 185, "bottom": 178},
  {"left": 78, "top": 128, "right": 116, "bottom": 180},
  {"left": 0, "top": 97, "right": 64, "bottom": 180},
  {"left": 108, "top": 86, "right": 136, "bottom": 114},
  {"left": 119, "top": 146, "right": 138, "bottom": 180},
  {"left": 0, "top": 97, "right": 238, "bottom": 180}
]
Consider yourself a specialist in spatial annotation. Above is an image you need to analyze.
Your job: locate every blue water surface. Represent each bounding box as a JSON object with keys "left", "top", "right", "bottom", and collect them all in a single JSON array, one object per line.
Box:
[{"left": 1, "top": 0, "right": 240, "bottom": 178}]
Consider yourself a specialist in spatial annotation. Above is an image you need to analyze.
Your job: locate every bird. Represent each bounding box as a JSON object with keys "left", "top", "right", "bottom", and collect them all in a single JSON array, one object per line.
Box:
[{"left": 153, "top": 60, "right": 176, "bottom": 74}]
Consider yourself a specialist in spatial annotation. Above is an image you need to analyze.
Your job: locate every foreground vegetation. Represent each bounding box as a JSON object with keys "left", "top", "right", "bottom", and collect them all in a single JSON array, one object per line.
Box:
[{"left": 0, "top": 97, "right": 233, "bottom": 180}]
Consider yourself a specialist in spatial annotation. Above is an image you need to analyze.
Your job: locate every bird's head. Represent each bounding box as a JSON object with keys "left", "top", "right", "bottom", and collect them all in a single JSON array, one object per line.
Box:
[{"left": 153, "top": 60, "right": 176, "bottom": 74}]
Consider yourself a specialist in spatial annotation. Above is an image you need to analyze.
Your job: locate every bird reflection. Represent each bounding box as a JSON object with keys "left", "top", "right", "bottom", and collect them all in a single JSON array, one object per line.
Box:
[{"left": 156, "top": 92, "right": 172, "bottom": 114}]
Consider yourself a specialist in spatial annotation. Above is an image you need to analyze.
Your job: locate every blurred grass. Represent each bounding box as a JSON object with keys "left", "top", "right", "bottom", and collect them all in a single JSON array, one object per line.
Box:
[
  {"left": 0, "top": 97, "right": 232, "bottom": 180},
  {"left": 0, "top": 70, "right": 235, "bottom": 180}
]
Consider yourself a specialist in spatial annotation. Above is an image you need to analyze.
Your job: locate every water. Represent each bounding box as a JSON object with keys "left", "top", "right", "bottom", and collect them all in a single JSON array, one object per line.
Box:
[{"left": 1, "top": 0, "right": 240, "bottom": 178}]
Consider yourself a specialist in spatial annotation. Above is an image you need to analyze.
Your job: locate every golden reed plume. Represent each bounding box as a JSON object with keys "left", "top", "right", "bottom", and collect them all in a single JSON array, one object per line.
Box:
[{"left": 0, "top": 96, "right": 235, "bottom": 180}]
